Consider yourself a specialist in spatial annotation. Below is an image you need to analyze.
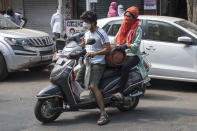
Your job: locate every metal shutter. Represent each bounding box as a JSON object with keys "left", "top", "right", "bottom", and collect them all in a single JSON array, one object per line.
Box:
[
  {"left": 77, "top": 0, "right": 144, "bottom": 19},
  {"left": 24, "top": 0, "right": 66, "bottom": 35},
  {"left": 77, "top": 0, "right": 86, "bottom": 18}
]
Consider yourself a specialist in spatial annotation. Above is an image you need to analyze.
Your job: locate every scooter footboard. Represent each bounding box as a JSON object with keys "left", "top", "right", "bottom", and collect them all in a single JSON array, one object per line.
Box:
[{"left": 36, "top": 84, "right": 63, "bottom": 99}]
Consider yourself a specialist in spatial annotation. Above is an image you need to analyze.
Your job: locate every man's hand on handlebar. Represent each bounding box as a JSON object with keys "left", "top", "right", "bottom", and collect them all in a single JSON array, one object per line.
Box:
[{"left": 85, "top": 52, "right": 96, "bottom": 58}]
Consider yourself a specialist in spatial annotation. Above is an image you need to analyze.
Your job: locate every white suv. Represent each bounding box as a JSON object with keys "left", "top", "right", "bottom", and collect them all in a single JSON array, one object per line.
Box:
[{"left": 0, "top": 14, "right": 55, "bottom": 80}]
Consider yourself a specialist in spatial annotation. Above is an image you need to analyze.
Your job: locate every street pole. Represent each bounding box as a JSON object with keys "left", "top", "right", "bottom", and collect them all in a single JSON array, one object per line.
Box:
[
  {"left": 86, "top": 0, "right": 91, "bottom": 11},
  {"left": 160, "top": 0, "right": 162, "bottom": 15},
  {"left": 58, "top": 0, "right": 63, "bottom": 37}
]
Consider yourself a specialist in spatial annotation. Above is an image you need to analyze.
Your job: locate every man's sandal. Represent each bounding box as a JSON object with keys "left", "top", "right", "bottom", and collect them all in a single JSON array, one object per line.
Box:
[{"left": 97, "top": 113, "right": 110, "bottom": 125}]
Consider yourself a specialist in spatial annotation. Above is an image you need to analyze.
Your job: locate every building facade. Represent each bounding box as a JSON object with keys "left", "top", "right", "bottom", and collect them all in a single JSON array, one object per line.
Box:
[
  {"left": 0, "top": 0, "right": 189, "bottom": 35},
  {"left": 0, "top": 0, "right": 73, "bottom": 35},
  {"left": 76, "top": 0, "right": 144, "bottom": 19}
]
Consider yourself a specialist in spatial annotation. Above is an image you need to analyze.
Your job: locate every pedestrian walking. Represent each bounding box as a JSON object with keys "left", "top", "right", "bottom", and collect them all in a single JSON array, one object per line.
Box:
[
  {"left": 118, "top": 4, "right": 125, "bottom": 16},
  {"left": 107, "top": 2, "right": 118, "bottom": 18},
  {"left": 51, "top": 8, "right": 62, "bottom": 39}
]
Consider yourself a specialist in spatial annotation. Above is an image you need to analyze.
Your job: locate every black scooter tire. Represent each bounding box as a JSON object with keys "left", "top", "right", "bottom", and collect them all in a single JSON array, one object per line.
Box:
[
  {"left": 117, "top": 96, "right": 139, "bottom": 112},
  {"left": 34, "top": 99, "right": 62, "bottom": 123}
]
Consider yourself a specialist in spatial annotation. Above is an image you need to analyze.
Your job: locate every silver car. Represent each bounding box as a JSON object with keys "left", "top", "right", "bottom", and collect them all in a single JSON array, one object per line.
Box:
[
  {"left": 0, "top": 14, "right": 55, "bottom": 80},
  {"left": 97, "top": 16, "right": 197, "bottom": 83}
]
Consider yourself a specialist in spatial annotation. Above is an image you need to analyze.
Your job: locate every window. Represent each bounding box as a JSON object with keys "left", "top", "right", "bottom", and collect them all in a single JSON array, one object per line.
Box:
[
  {"left": 147, "top": 20, "right": 187, "bottom": 43},
  {"left": 175, "top": 20, "right": 197, "bottom": 36},
  {"left": 102, "top": 19, "right": 144, "bottom": 37},
  {"left": 0, "top": 18, "right": 7, "bottom": 26},
  {"left": 106, "top": 20, "right": 122, "bottom": 36},
  {"left": 102, "top": 23, "right": 111, "bottom": 33},
  {"left": 108, "top": 24, "right": 121, "bottom": 36},
  {"left": 0, "top": 15, "right": 19, "bottom": 29}
]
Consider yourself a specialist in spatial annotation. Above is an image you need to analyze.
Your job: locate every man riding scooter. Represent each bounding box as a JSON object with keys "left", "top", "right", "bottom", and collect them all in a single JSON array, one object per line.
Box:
[
  {"left": 34, "top": 9, "right": 149, "bottom": 125},
  {"left": 76, "top": 11, "right": 111, "bottom": 125}
]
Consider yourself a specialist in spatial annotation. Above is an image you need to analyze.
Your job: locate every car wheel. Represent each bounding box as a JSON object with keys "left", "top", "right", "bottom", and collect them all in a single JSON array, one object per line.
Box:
[{"left": 0, "top": 53, "right": 8, "bottom": 81}]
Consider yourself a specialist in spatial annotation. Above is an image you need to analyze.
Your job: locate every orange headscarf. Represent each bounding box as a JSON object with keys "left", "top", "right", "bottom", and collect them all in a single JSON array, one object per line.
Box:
[{"left": 115, "top": 6, "right": 139, "bottom": 45}]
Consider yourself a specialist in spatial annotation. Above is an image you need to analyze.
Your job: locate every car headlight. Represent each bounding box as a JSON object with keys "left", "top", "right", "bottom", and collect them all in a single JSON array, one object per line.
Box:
[{"left": 4, "top": 37, "right": 30, "bottom": 46}]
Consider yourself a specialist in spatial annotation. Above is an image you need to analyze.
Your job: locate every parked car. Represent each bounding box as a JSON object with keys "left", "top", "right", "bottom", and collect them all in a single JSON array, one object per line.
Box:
[
  {"left": 0, "top": 14, "right": 55, "bottom": 80},
  {"left": 97, "top": 15, "right": 197, "bottom": 83}
]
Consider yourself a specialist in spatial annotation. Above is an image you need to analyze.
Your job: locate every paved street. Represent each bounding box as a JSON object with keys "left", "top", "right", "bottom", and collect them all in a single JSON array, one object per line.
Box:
[{"left": 0, "top": 70, "right": 197, "bottom": 131}]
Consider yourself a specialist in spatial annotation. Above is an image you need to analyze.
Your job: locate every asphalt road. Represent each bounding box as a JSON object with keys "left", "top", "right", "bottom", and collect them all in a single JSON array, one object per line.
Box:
[{"left": 0, "top": 70, "right": 197, "bottom": 131}]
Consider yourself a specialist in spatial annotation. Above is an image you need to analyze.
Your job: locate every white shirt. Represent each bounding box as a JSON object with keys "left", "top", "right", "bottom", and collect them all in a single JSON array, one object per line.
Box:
[
  {"left": 50, "top": 10, "right": 61, "bottom": 33},
  {"left": 84, "top": 28, "right": 109, "bottom": 64},
  {"left": 118, "top": 5, "right": 125, "bottom": 17},
  {"left": 4, "top": 13, "right": 23, "bottom": 26}
]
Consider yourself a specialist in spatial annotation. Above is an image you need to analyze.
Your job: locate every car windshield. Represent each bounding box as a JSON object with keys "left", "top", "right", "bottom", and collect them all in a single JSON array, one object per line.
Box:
[
  {"left": 175, "top": 20, "right": 197, "bottom": 35},
  {"left": 0, "top": 14, "right": 20, "bottom": 29}
]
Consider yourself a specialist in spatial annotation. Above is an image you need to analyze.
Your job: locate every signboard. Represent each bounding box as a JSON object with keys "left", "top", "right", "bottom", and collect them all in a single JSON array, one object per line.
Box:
[
  {"left": 65, "top": 20, "right": 84, "bottom": 36},
  {"left": 90, "top": 0, "right": 98, "bottom": 3},
  {"left": 144, "top": 0, "right": 157, "bottom": 10}
]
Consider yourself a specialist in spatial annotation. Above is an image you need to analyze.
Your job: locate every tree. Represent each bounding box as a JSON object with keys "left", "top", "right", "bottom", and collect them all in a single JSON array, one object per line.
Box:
[{"left": 187, "top": 0, "right": 197, "bottom": 24}]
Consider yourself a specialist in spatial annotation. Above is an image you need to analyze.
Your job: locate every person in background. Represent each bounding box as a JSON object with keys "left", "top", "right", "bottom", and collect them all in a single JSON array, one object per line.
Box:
[
  {"left": 51, "top": 8, "right": 62, "bottom": 39},
  {"left": 0, "top": 10, "right": 6, "bottom": 15},
  {"left": 4, "top": 8, "right": 27, "bottom": 27},
  {"left": 69, "top": 28, "right": 75, "bottom": 35},
  {"left": 118, "top": 4, "right": 125, "bottom": 16},
  {"left": 113, "top": 6, "right": 147, "bottom": 99},
  {"left": 107, "top": 2, "right": 118, "bottom": 17}
]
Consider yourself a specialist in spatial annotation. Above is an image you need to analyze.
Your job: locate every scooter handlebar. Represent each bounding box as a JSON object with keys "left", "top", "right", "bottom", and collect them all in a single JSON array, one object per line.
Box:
[{"left": 68, "top": 49, "right": 87, "bottom": 59}]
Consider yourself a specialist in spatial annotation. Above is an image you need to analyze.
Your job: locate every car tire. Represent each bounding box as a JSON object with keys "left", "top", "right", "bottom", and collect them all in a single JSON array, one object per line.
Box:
[{"left": 0, "top": 53, "right": 8, "bottom": 81}]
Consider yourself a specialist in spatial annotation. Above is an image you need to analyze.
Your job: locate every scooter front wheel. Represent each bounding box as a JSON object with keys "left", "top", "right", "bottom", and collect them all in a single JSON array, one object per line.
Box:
[{"left": 34, "top": 98, "right": 62, "bottom": 123}]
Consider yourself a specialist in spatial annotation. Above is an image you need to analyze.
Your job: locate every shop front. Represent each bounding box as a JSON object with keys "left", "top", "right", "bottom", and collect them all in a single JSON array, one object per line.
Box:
[
  {"left": 77, "top": 0, "right": 144, "bottom": 19},
  {"left": 5, "top": 0, "right": 73, "bottom": 35}
]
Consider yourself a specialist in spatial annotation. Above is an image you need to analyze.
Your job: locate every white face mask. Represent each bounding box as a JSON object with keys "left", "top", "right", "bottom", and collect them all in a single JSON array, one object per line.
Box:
[
  {"left": 57, "top": 9, "right": 60, "bottom": 14},
  {"left": 83, "top": 22, "right": 91, "bottom": 30}
]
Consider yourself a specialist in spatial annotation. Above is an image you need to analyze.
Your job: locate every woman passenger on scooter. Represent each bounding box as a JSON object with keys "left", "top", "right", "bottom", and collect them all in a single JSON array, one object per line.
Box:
[{"left": 113, "top": 6, "right": 147, "bottom": 99}]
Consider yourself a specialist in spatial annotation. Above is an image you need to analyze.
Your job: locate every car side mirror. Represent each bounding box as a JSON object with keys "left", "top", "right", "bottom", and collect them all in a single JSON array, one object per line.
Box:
[{"left": 178, "top": 36, "right": 192, "bottom": 44}]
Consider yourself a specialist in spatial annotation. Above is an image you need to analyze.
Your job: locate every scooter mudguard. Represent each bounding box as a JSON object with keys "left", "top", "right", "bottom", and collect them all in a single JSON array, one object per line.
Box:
[{"left": 36, "top": 84, "right": 63, "bottom": 99}]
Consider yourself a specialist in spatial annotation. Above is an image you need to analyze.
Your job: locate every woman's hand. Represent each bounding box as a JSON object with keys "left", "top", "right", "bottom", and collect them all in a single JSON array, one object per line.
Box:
[{"left": 128, "top": 45, "right": 134, "bottom": 50}]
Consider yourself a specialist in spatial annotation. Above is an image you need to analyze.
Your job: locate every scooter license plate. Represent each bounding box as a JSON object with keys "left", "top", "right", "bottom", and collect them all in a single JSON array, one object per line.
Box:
[{"left": 42, "top": 55, "right": 53, "bottom": 61}]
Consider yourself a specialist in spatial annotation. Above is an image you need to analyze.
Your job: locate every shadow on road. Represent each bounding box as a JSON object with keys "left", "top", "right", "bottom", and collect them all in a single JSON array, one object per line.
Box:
[
  {"left": 2, "top": 70, "right": 50, "bottom": 82},
  {"left": 148, "top": 79, "right": 197, "bottom": 93},
  {"left": 41, "top": 106, "right": 197, "bottom": 126},
  {"left": 141, "top": 93, "right": 178, "bottom": 101}
]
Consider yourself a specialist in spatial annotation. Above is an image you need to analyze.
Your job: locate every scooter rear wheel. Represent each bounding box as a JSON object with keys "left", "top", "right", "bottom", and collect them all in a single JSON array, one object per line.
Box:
[
  {"left": 117, "top": 96, "right": 139, "bottom": 112},
  {"left": 34, "top": 98, "right": 62, "bottom": 123}
]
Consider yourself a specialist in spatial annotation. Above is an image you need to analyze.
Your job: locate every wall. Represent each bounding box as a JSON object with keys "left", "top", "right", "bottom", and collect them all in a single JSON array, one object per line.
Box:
[
  {"left": 11, "top": 0, "right": 24, "bottom": 15},
  {"left": 0, "top": 0, "right": 12, "bottom": 12}
]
